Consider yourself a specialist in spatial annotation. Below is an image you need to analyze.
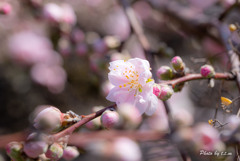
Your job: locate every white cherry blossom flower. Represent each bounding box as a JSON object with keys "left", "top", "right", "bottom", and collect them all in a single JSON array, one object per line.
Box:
[{"left": 106, "top": 58, "right": 158, "bottom": 115}]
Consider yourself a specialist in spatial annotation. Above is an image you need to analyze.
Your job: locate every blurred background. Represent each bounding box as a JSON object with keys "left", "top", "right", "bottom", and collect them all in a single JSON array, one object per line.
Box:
[{"left": 0, "top": 0, "right": 240, "bottom": 160}]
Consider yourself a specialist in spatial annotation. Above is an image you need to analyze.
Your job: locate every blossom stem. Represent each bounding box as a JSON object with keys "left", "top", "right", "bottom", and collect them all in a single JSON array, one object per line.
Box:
[
  {"left": 161, "top": 73, "right": 235, "bottom": 88},
  {"left": 51, "top": 104, "right": 116, "bottom": 142}
]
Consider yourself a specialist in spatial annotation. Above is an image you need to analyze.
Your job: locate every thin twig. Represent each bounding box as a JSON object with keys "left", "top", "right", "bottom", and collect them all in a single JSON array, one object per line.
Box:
[
  {"left": 162, "top": 73, "right": 234, "bottom": 88},
  {"left": 51, "top": 104, "right": 116, "bottom": 142}
]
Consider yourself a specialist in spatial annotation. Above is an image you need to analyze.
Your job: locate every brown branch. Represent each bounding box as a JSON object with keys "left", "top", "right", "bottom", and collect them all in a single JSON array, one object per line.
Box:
[
  {"left": 0, "top": 131, "right": 27, "bottom": 149},
  {"left": 51, "top": 104, "right": 116, "bottom": 142},
  {"left": 68, "top": 130, "right": 166, "bottom": 147},
  {"left": 161, "top": 73, "right": 235, "bottom": 88}
]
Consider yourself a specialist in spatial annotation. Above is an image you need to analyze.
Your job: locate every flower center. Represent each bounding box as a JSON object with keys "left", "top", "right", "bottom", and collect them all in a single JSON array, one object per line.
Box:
[{"left": 118, "top": 66, "right": 142, "bottom": 93}]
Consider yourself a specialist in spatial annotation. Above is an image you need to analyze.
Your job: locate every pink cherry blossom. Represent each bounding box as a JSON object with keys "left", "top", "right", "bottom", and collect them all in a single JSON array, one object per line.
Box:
[{"left": 106, "top": 58, "right": 158, "bottom": 115}]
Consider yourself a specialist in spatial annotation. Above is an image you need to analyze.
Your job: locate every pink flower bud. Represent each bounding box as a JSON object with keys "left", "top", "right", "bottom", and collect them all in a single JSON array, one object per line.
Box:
[
  {"left": 153, "top": 84, "right": 161, "bottom": 97},
  {"left": 158, "top": 85, "right": 173, "bottom": 101},
  {"left": 6, "top": 142, "right": 24, "bottom": 161},
  {"left": 200, "top": 64, "right": 215, "bottom": 78},
  {"left": 117, "top": 103, "right": 142, "bottom": 129},
  {"left": 63, "top": 146, "right": 79, "bottom": 160},
  {"left": 45, "top": 143, "right": 63, "bottom": 160},
  {"left": 85, "top": 117, "right": 101, "bottom": 130},
  {"left": 0, "top": 3, "right": 11, "bottom": 15},
  {"left": 101, "top": 110, "right": 120, "bottom": 129},
  {"left": 23, "top": 141, "right": 48, "bottom": 158},
  {"left": 34, "top": 106, "right": 63, "bottom": 132},
  {"left": 157, "top": 66, "right": 173, "bottom": 80},
  {"left": 171, "top": 56, "right": 185, "bottom": 72}
]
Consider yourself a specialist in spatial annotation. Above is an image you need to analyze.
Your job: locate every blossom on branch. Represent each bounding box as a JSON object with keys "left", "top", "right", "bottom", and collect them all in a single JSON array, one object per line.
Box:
[{"left": 106, "top": 58, "right": 158, "bottom": 115}]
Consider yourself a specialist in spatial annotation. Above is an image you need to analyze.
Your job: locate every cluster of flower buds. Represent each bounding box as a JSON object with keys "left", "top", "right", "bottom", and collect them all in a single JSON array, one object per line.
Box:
[
  {"left": 57, "top": 28, "right": 122, "bottom": 73},
  {"left": 156, "top": 56, "right": 186, "bottom": 92},
  {"left": 6, "top": 106, "right": 80, "bottom": 161},
  {"left": 157, "top": 56, "right": 186, "bottom": 80},
  {"left": 7, "top": 140, "right": 79, "bottom": 161},
  {"left": 153, "top": 84, "right": 173, "bottom": 101}
]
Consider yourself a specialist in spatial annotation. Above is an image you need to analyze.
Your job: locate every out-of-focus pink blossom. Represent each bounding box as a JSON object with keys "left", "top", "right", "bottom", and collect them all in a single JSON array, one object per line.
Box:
[
  {"left": 43, "top": 3, "right": 76, "bottom": 25},
  {"left": 172, "top": 108, "right": 193, "bottom": 127},
  {"left": 43, "top": 3, "right": 63, "bottom": 23},
  {"left": 31, "top": 64, "right": 67, "bottom": 93},
  {"left": 101, "top": 81, "right": 114, "bottom": 97},
  {"left": 0, "top": 2, "right": 12, "bottom": 15},
  {"left": 117, "top": 103, "right": 142, "bottom": 129},
  {"left": 112, "top": 137, "right": 142, "bottom": 161},
  {"left": 110, "top": 52, "right": 130, "bottom": 62},
  {"left": 221, "top": 0, "right": 235, "bottom": 8},
  {"left": 8, "top": 31, "right": 56, "bottom": 65},
  {"left": 61, "top": 3, "right": 76, "bottom": 25},
  {"left": 145, "top": 101, "right": 169, "bottom": 132},
  {"left": 104, "top": 36, "right": 121, "bottom": 49},
  {"left": 103, "top": 7, "right": 130, "bottom": 41},
  {"left": 226, "top": 115, "right": 240, "bottom": 130},
  {"left": 193, "top": 123, "right": 223, "bottom": 151},
  {"left": 106, "top": 58, "right": 158, "bottom": 115}
]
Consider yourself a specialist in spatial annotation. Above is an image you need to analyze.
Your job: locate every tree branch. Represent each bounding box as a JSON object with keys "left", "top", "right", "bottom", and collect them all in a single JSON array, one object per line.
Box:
[
  {"left": 162, "top": 73, "right": 235, "bottom": 88},
  {"left": 68, "top": 130, "right": 166, "bottom": 147},
  {"left": 51, "top": 104, "right": 116, "bottom": 142}
]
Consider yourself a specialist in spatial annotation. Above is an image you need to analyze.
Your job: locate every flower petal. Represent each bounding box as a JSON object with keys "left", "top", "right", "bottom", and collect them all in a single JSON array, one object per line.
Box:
[
  {"left": 108, "top": 73, "right": 129, "bottom": 86},
  {"left": 135, "top": 95, "right": 148, "bottom": 115},
  {"left": 106, "top": 86, "right": 135, "bottom": 105},
  {"left": 145, "top": 94, "right": 158, "bottom": 115}
]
